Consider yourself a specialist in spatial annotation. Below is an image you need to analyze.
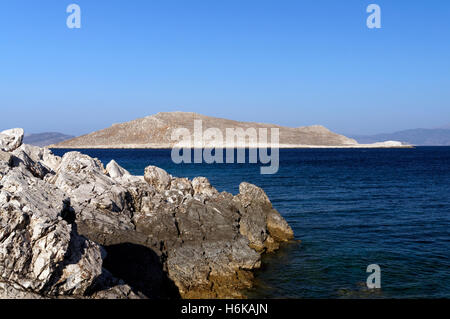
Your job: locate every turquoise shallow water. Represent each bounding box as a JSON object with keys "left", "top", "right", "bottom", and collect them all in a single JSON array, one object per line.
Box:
[{"left": 52, "top": 147, "right": 450, "bottom": 298}]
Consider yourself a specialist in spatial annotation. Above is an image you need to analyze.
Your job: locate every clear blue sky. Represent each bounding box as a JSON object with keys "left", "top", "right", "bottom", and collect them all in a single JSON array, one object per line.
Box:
[{"left": 1, "top": 0, "right": 449, "bottom": 136}]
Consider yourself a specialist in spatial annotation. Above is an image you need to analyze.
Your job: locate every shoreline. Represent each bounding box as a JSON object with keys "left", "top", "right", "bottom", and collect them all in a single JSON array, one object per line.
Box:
[{"left": 49, "top": 144, "right": 415, "bottom": 149}]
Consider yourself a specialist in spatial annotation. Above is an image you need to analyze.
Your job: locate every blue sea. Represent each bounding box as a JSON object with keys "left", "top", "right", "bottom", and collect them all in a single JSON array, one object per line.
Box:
[{"left": 52, "top": 147, "right": 450, "bottom": 299}]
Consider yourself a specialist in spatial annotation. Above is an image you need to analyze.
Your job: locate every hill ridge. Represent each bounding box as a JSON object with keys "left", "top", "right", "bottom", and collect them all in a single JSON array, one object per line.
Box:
[{"left": 51, "top": 112, "right": 407, "bottom": 149}]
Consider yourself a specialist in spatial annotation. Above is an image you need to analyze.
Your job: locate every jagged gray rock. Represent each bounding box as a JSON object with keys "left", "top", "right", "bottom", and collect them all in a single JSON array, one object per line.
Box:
[
  {"left": 0, "top": 128, "right": 294, "bottom": 299},
  {"left": 11, "top": 149, "right": 50, "bottom": 179},
  {"left": 192, "top": 177, "right": 219, "bottom": 198},
  {"left": 0, "top": 164, "right": 103, "bottom": 297},
  {"left": 14, "top": 144, "right": 62, "bottom": 172},
  {"left": 235, "top": 182, "right": 294, "bottom": 252},
  {"left": 47, "top": 152, "right": 137, "bottom": 247},
  {"left": 144, "top": 165, "right": 171, "bottom": 190},
  {"left": 0, "top": 281, "right": 44, "bottom": 299},
  {"left": 0, "top": 151, "right": 12, "bottom": 166},
  {"left": 0, "top": 128, "right": 24, "bottom": 152}
]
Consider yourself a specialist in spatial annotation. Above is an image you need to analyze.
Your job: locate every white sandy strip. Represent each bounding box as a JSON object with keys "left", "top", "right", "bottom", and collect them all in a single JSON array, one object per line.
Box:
[{"left": 50, "top": 141, "right": 412, "bottom": 149}]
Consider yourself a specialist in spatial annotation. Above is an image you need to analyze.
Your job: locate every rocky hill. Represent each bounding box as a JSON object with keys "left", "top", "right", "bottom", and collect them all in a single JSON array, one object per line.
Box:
[{"left": 51, "top": 112, "right": 363, "bottom": 148}]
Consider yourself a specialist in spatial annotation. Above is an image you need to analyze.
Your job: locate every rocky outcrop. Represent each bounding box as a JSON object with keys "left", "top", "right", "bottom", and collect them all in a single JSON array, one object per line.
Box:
[
  {"left": 0, "top": 128, "right": 294, "bottom": 299},
  {"left": 0, "top": 161, "right": 103, "bottom": 297},
  {"left": 236, "top": 182, "right": 293, "bottom": 252}
]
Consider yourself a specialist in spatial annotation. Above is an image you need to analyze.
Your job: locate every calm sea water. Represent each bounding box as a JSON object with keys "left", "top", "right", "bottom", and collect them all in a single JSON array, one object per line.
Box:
[{"left": 52, "top": 147, "right": 450, "bottom": 299}]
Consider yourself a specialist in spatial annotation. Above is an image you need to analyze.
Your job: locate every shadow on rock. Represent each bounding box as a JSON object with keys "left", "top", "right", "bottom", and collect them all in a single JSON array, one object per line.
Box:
[{"left": 102, "top": 243, "right": 181, "bottom": 299}]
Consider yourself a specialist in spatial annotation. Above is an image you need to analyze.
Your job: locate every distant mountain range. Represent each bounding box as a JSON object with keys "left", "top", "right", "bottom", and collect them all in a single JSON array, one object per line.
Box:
[
  {"left": 23, "top": 132, "right": 75, "bottom": 147},
  {"left": 352, "top": 128, "right": 450, "bottom": 146}
]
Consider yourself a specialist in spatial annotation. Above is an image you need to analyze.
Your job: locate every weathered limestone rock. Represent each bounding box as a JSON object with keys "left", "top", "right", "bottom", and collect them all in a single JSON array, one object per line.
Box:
[
  {"left": 267, "top": 210, "right": 294, "bottom": 242},
  {"left": 0, "top": 281, "right": 44, "bottom": 299},
  {"left": 144, "top": 166, "right": 171, "bottom": 190},
  {"left": 0, "top": 128, "right": 295, "bottom": 299},
  {"left": 0, "top": 166, "right": 103, "bottom": 297},
  {"left": 0, "top": 151, "right": 12, "bottom": 166},
  {"left": 0, "top": 151, "right": 13, "bottom": 182},
  {"left": 159, "top": 193, "right": 261, "bottom": 298},
  {"left": 48, "top": 152, "right": 136, "bottom": 247},
  {"left": 14, "top": 144, "right": 62, "bottom": 172},
  {"left": 86, "top": 268, "right": 143, "bottom": 299},
  {"left": 237, "top": 182, "right": 271, "bottom": 207},
  {"left": 234, "top": 182, "right": 294, "bottom": 252},
  {"left": 106, "top": 160, "right": 130, "bottom": 179},
  {"left": 192, "top": 177, "right": 219, "bottom": 198},
  {"left": 170, "top": 177, "right": 193, "bottom": 196},
  {"left": 0, "top": 128, "right": 24, "bottom": 152},
  {"left": 90, "top": 284, "right": 141, "bottom": 299},
  {"left": 11, "top": 149, "right": 50, "bottom": 179}
]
